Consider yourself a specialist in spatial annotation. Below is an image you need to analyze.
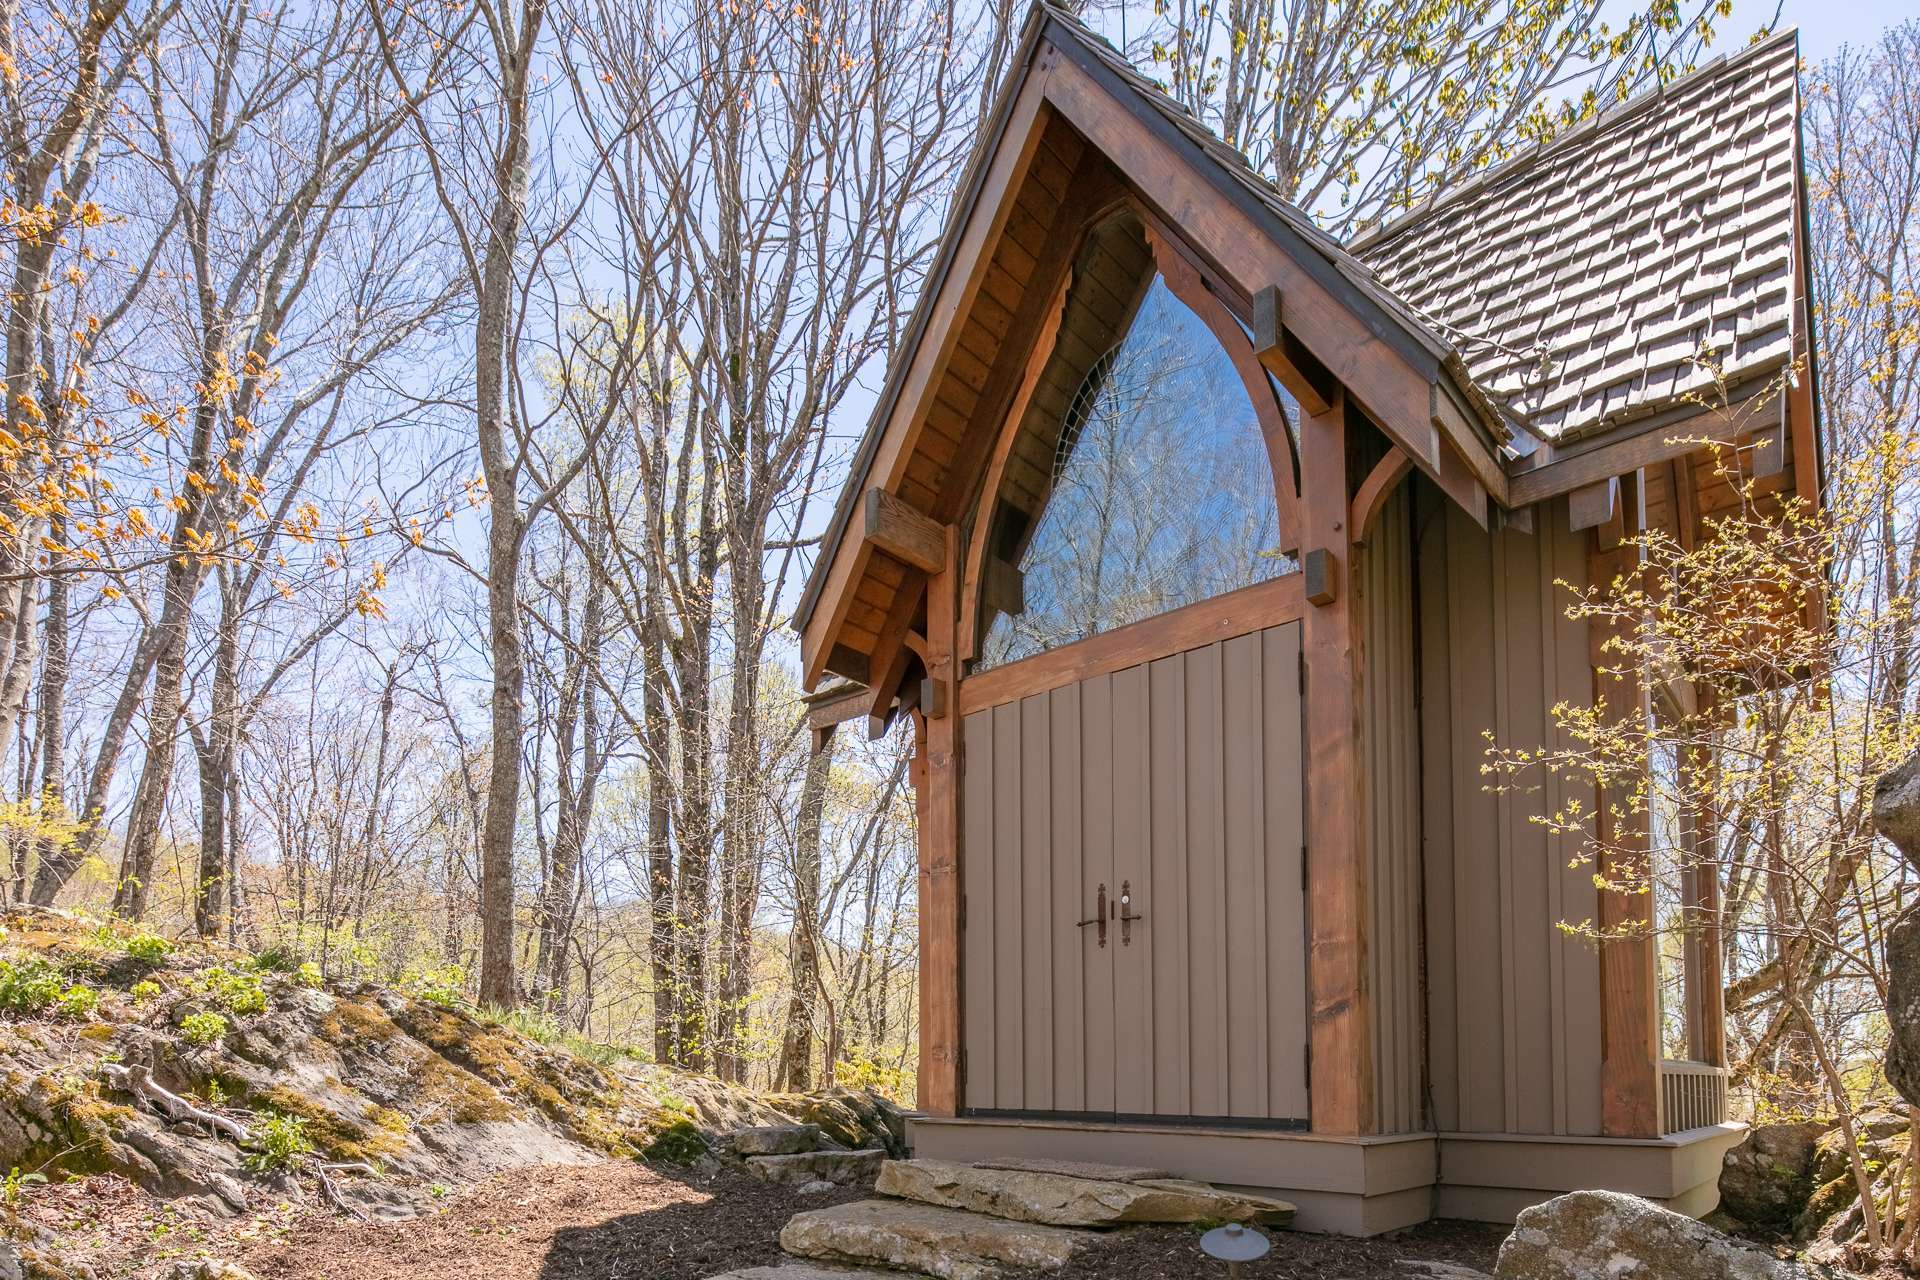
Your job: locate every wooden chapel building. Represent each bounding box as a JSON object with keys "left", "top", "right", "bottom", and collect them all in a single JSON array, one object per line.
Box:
[{"left": 795, "top": 4, "right": 1818, "bottom": 1234}]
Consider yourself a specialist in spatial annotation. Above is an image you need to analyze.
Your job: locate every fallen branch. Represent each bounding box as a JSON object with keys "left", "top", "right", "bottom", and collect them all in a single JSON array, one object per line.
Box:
[
  {"left": 100, "top": 1063, "right": 251, "bottom": 1146},
  {"left": 314, "top": 1160, "right": 377, "bottom": 1219}
]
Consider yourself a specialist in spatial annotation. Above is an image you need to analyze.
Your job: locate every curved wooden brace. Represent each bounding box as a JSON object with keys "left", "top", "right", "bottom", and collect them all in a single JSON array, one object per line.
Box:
[
  {"left": 958, "top": 198, "right": 1306, "bottom": 665},
  {"left": 956, "top": 266, "right": 1075, "bottom": 663},
  {"left": 1350, "top": 446, "right": 1413, "bottom": 547},
  {"left": 1139, "top": 215, "right": 1302, "bottom": 551}
]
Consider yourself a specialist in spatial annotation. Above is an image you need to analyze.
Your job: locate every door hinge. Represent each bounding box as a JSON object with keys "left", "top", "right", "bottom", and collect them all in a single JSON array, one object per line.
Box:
[
  {"left": 959, "top": 893, "right": 967, "bottom": 932},
  {"left": 1304, "top": 1041, "right": 1312, "bottom": 1092},
  {"left": 1301, "top": 843, "right": 1309, "bottom": 892},
  {"left": 1298, "top": 648, "right": 1306, "bottom": 694}
]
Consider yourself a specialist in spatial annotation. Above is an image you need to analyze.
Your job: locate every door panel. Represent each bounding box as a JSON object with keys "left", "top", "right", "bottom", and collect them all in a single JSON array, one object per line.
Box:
[{"left": 959, "top": 621, "right": 1307, "bottom": 1124}]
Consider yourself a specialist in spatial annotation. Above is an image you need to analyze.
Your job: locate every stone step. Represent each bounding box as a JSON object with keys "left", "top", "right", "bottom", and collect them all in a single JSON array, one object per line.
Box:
[
  {"left": 973, "top": 1157, "right": 1170, "bottom": 1183},
  {"left": 745, "top": 1149, "right": 886, "bottom": 1187},
  {"left": 874, "top": 1158, "right": 1295, "bottom": 1228},
  {"left": 705, "top": 1267, "right": 907, "bottom": 1280},
  {"left": 780, "top": 1198, "right": 1099, "bottom": 1280},
  {"left": 729, "top": 1124, "right": 827, "bottom": 1156}
]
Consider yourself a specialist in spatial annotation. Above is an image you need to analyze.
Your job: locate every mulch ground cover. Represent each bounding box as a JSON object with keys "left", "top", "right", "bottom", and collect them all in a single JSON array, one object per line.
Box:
[{"left": 28, "top": 1159, "right": 1510, "bottom": 1279}]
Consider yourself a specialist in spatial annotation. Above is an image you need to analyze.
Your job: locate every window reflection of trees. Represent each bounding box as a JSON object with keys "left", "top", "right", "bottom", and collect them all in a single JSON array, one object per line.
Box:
[{"left": 980, "top": 278, "right": 1288, "bottom": 669}]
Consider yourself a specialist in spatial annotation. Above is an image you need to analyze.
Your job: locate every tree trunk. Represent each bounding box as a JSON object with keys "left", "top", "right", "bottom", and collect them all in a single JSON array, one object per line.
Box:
[
  {"left": 777, "top": 730, "right": 832, "bottom": 1091},
  {"left": 113, "top": 580, "right": 194, "bottom": 919},
  {"left": 643, "top": 602, "right": 678, "bottom": 1064},
  {"left": 470, "top": 0, "right": 548, "bottom": 1012},
  {"left": 477, "top": 502, "right": 526, "bottom": 1009},
  {"left": 32, "top": 555, "right": 65, "bottom": 899},
  {"left": 671, "top": 624, "right": 713, "bottom": 1068},
  {"left": 194, "top": 583, "right": 241, "bottom": 935}
]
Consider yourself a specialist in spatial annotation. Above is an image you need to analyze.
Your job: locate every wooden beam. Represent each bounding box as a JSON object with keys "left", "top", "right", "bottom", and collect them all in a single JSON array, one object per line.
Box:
[
  {"left": 1507, "top": 385, "right": 1782, "bottom": 508},
  {"left": 1349, "top": 446, "right": 1412, "bottom": 546},
  {"left": 1250, "top": 285, "right": 1334, "bottom": 416},
  {"left": 826, "top": 645, "right": 870, "bottom": 687},
  {"left": 1589, "top": 471, "right": 1661, "bottom": 1139},
  {"left": 1430, "top": 386, "right": 1510, "bottom": 511},
  {"left": 917, "top": 525, "right": 964, "bottom": 1116},
  {"left": 864, "top": 567, "right": 930, "bottom": 730},
  {"left": 1300, "top": 387, "right": 1374, "bottom": 1137},
  {"left": 1567, "top": 476, "right": 1618, "bottom": 531},
  {"left": 864, "top": 489, "right": 947, "bottom": 574},
  {"left": 958, "top": 573, "right": 1306, "bottom": 716}
]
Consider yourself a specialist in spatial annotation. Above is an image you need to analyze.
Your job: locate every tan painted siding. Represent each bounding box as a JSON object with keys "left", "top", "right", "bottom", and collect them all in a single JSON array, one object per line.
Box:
[
  {"left": 960, "top": 624, "right": 1308, "bottom": 1121},
  {"left": 1362, "top": 486, "right": 1424, "bottom": 1134},
  {"left": 1418, "top": 491, "right": 1604, "bottom": 1137}
]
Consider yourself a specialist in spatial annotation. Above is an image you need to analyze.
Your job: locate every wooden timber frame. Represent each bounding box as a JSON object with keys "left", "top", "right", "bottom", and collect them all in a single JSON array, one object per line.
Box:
[{"left": 790, "top": 0, "right": 1822, "bottom": 1231}]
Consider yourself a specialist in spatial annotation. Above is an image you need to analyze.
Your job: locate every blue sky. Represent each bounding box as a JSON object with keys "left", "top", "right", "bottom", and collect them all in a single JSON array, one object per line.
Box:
[{"left": 1727, "top": 0, "right": 1913, "bottom": 61}]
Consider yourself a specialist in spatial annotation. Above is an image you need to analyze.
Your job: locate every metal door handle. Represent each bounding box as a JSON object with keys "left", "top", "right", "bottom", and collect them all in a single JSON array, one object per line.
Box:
[
  {"left": 1118, "top": 880, "right": 1143, "bottom": 946},
  {"left": 1075, "top": 882, "right": 1108, "bottom": 947}
]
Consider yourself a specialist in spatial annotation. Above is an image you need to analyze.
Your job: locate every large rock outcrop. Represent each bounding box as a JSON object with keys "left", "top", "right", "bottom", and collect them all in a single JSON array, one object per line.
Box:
[
  {"left": 1495, "top": 1191, "right": 1812, "bottom": 1280},
  {"left": 0, "top": 905, "right": 907, "bottom": 1224},
  {"left": 1873, "top": 750, "right": 1920, "bottom": 1108},
  {"left": 1718, "top": 1119, "right": 1830, "bottom": 1231}
]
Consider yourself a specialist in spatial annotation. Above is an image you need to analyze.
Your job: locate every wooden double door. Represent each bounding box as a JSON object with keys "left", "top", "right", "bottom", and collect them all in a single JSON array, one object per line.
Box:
[{"left": 958, "top": 622, "right": 1310, "bottom": 1125}]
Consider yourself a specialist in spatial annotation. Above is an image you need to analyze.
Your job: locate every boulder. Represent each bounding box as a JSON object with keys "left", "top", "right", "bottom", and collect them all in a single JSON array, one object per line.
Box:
[
  {"left": 1495, "top": 1190, "right": 1811, "bottom": 1280},
  {"left": 781, "top": 1199, "right": 1096, "bottom": 1280},
  {"left": 874, "top": 1158, "right": 1294, "bottom": 1227},
  {"left": 744, "top": 1149, "right": 885, "bottom": 1187},
  {"left": 729, "top": 1124, "right": 823, "bottom": 1156},
  {"left": 798, "top": 1097, "right": 874, "bottom": 1152},
  {"left": 1873, "top": 752, "right": 1920, "bottom": 1109},
  {"left": 1718, "top": 1120, "right": 1828, "bottom": 1229}
]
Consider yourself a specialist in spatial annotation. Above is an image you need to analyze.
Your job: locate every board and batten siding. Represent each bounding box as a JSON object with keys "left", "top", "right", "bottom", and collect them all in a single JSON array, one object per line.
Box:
[
  {"left": 1417, "top": 491, "right": 1604, "bottom": 1137},
  {"left": 1360, "top": 485, "right": 1425, "bottom": 1135},
  {"left": 959, "top": 624, "right": 1309, "bottom": 1123}
]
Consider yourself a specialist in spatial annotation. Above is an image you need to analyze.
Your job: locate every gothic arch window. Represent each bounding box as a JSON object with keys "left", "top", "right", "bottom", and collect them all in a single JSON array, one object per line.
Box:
[{"left": 971, "top": 207, "right": 1298, "bottom": 671}]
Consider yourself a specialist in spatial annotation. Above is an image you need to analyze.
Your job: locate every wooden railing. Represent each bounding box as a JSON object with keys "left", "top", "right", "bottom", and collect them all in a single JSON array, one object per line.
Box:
[{"left": 1660, "top": 1060, "right": 1728, "bottom": 1133}]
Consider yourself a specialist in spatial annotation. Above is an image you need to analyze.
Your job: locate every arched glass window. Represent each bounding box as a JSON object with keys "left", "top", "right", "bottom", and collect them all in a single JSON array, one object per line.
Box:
[{"left": 975, "top": 214, "right": 1293, "bottom": 670}]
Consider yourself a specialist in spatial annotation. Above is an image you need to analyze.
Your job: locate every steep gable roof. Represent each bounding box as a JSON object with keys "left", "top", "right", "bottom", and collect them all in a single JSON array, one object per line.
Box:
[
  {"left": 1353, "top": 31, "right": 1801, "bottom": 444},
  {"left": 793, "top": 4, "right": 1813, "bottom": 672}
]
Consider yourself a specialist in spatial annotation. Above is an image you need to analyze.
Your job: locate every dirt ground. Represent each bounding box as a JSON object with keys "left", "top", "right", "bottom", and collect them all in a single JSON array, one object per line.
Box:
[{"left": 26, "top": 1160, "right": 1510, "bottom": 1280}]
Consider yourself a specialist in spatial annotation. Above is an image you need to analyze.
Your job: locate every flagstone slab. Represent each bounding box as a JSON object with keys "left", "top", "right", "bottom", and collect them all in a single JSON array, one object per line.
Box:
[
  {"left": 874, "top": 1158, "right": 1295, "bottom": 1228},
  {"left": 971, "top": 1157, "right": 1171, "bottom": 1183},
  {"left": 780, "top": 1198, "right": 1096, "bottom": 1280},
  {"left": 704, "top": 1267, "right": 905, "bottom": 1280}
]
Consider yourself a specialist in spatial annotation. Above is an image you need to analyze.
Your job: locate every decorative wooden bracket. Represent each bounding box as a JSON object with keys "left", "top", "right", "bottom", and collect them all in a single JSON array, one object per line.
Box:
[
  {"left": 1349, "top": 447, "right": 1412, "bottom": 546},
  {"left": 864, "top": 487, "right": 947, "bottom": 573},
  {"left": 1568, "top": 476, "right": 1619, "bottom": 532},
  {"left": 1303, "top": 547, "right": 1337, "bottom": 605},
  {"left": 1251, "top": 286, "right": 1336, "bottom": 417}
]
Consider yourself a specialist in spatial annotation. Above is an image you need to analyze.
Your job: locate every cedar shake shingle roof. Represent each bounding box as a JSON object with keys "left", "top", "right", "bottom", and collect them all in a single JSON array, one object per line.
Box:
[{"left": 1351, "top": 31, "right": 1802, "bottom": 443}]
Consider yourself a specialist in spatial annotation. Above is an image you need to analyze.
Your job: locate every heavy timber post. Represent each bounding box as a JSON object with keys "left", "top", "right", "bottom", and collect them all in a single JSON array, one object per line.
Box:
[
  {"left": 1590, "top": 473, "right": 1661, "bottom": 1137},
  {"left": 1301, "top": 387, "right": 1374, "bottom": 1136},
  {"left": 917, "top": 524, "right": 964, "bottom": 1115}
]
